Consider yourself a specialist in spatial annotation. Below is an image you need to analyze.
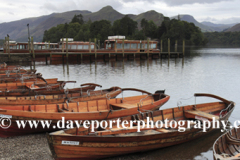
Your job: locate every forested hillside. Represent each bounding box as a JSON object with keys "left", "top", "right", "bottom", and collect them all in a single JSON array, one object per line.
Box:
[{"left": 43, "top": 14, "right": 207, "bottom": 46}]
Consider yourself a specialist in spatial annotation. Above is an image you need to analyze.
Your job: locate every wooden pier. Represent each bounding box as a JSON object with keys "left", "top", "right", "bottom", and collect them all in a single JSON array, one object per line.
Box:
[{"left": 2, "top": 38, "right": 185, "bottom": 62}]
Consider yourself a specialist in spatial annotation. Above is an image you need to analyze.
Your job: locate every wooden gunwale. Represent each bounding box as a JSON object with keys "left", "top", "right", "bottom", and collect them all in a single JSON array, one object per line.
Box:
[
  {"left": 0, "top": 82, "right": 97, "bottom": 96},
  {"left": 0, "top": 87, "right": 122, "bottom": 105},
  {"left": 0, "top": 78, "right": 58, "bottom": 87}
]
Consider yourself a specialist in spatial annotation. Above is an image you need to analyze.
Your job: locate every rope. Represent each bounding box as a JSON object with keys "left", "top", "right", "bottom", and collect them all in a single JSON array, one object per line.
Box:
[
  {"left": 177, "top": 96, "right": 194, "bottom": 110},
  {"left": 104, "top": 109, "right": 112, "bottom": 120}
]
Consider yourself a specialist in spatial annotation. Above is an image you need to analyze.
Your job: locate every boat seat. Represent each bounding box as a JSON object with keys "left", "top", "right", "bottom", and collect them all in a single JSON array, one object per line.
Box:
[
  {"left": 184, "top": 110, "right": 219, "bottom": 121},
  {"left": 156, "top": 128, "right": 171, "bottom": 133},
  {"left": 110, "top": 103, "right": 137, "bottom": 109},
  {"left": 99, "top": 109, "right": 109, "bottom": 112},
  {"left": 234, "top": 153, "right": 240, "bottom": 157}
]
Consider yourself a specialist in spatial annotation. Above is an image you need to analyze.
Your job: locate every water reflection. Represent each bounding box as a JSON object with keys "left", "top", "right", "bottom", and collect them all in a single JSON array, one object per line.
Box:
[
  {"left": 105, "top": 130, "right": 223, "bottom": 160},
  {"left": 23, "top": 47, "right": 240, "bottom": 160}
]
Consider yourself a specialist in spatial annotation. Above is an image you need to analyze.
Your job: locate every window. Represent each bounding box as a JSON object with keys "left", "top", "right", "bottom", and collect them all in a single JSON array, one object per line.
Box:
[
  {"left": 78, "top": 45, "right": 83, "bottom": 49},
  {"left": 130, "top": 43, "right": 137, "bottom": 49},
  {"left": 124, "top": 43, "right": 130, "bottom": 49},
  {"left": 145, "top": 44, "right": 148, "bottom": 49},
  {"left": 83, "top": 45, "right": 89, "bottom": 49},
  {"left": 10, "top": 46, "right": 16, "bottom": 49},
  {"left": 116, "top": 43, "right": 122, "bottom": 49},
  {"left": 67, "top": 45, "right": 71, "bottom": 49},
  {"left": 106, "top": 43, "right": 111, "bottom": 49},
  {"left": 19, "top": 45, "right": 24, "bottom": 49},
  {"left": 71, "top": 45, "right": 77, "bottom": 49},
  {"left": 91, "top": 44, "right": 94, "bottom": 49},
  {"left": 151, "top": 44, "right": 157, "bottom": 49}
]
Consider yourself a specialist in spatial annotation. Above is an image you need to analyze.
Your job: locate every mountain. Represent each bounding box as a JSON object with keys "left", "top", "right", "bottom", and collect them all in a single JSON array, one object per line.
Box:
[
  {"left": 171, "top": 15, "right": 214, "bottom": 32},
  {"left": 132, "top": 10, "right": 164, "bottom": 28},
  {"left": 83, "top": 6, "right": 124, "bottom": 23},
  {"left": 201, "top": 21, "right": 236, "bottom": 31},
  {"left": 171, "top": 15, "right": 234, "bottom": 32},
  {"left": 225, "top": 23, "right": 240, "bottom": 32},
  {"left": 0, "top": 6, "right": 164, "bottom": 42},
  {"left": 0, "top": 10, "right": 91, "bottom": 42}
]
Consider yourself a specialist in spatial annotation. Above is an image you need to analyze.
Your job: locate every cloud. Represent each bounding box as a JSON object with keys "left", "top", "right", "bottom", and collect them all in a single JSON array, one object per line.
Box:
[
  {"left": 39, "top": 0, "right": 123, "bottom": 13},
  {"left": 0, "top": 0, "right": 239, "bottom": 24},
  {"left": 214, "top": 17, "right": 240, "bottom": 24},
  {"left": 121, "top": 0, "right": 234, "bottom": 6},
  {"left": 8, "top": 12, "right": 14, "bottom": 15}
]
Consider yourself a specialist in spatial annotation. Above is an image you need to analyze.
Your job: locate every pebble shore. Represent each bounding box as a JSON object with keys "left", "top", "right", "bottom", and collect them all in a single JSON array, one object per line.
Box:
[{"left": 0, "top": 133, "right": 53, "bottom": 160}]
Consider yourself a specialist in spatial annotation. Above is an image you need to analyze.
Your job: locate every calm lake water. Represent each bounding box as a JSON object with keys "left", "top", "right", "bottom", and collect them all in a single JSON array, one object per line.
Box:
[{"left": 22, "top": 47, "right": 240, "bottom": 159}]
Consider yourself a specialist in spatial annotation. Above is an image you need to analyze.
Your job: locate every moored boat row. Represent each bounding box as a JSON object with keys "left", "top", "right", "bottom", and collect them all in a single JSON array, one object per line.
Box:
[{"left": 0, "top": 63, "right": 236, "bottom": 159}]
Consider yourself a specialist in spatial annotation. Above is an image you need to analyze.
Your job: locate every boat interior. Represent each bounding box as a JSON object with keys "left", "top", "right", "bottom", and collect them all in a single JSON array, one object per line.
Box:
[
  {"left": 51, "top": 101, "right": 234, "bottom": 137},
  {"left": 0, "top": 92, "right": 167, "bottom": 113}
]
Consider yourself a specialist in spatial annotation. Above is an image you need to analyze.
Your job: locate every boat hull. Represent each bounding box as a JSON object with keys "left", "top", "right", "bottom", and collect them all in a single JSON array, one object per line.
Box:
[
  {"left": 0, "top": 93, "right": 170, "bottom": 137},
  {"left": 46, "top": 93, "right": 235, "bottom": 160}
]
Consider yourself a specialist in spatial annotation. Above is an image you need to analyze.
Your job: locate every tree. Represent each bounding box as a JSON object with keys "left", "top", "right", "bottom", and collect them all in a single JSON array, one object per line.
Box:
[
  {"left": 71, "top": 14, "right": 84, "bottom": 25},
  {"left": 90, "top": 20, "right": 113, "bottom": 43},
  {"left": 112, "top": 16, "right": 137, "bottom": 36},
  {"left": 141, "top": 18, "right": 148, "bottom": 36}
]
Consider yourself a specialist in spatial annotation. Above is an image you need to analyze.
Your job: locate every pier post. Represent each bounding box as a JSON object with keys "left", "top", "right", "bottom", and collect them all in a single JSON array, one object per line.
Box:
[
  {"left": 89, "top": 38, "right": 91, "bottom": 53},
  {"left": 4, "top": 37, "right": 6, "bottom": 53},
  {"left": 7, "top": 36, "right": 10, "bottom": 59},
  {"left": 122, "top": 39, "right": 124, "bottom": 59},
  {"left": 28, "top": 36, "right": 31, "bottom": 54},
  {"left": 31, "top": 37, "right": 35, "bottom": 60},
  {"left": 66, "top": 38, "right": 68, "bottom": 59},
  {"left": 147, "top": 38, "right": 149, "bottom": 58},
  {"left": 94, "top": 38, "right": 97, "bottom": 59},
  {"left": 61, "top": 38, "right": 64, "bottom": 52},
  {"left": 160, "top": 39, "right": 163, "bottom": 52},
  {"left": 175, "top": 40, "right": 178, "bottom": 52},
  {"left": 183, "top": 39, "right": 185, "bottom": 56},
  {"left": 45, "top": 55, "right": 48, "bottom": 65},
  {"left": 50, "top": 53, "right": 52, "bottom": 64},
  {"left": 168, "top": 38, "right": 170, "bottom": 57},
  {"left": 115, "top": 40, "right": 117, "bottom": 53},
  {"left": 6, "top": 37, "right": 10, "bottom": 59},
  {"left": 33, "top": 61, "right": 35, "bottom": 70}
]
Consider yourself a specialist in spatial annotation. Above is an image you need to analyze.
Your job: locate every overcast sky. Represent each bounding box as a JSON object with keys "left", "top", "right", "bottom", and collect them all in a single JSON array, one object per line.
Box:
[{"left": 0, "top": 0, "right": 239, "bottom": 24}]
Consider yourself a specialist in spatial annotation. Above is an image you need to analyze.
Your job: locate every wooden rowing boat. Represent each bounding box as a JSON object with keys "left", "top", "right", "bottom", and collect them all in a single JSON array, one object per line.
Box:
[
  {"left": 0, "top": 69, "right": 36, "bottom": 76},
  {"left": 0, "top": 72, "right": 39, "bottom": 80},
  {"left": 0, "top": 78, "right": 58, "bottom": 88},
  {"left": 46, "top": 93, "right": 235, "bottom": 160},
  {"left": 0, "top": 80, "right": 68, "bottom": 94},
  {"left": 0, "top": 73, "right": 45, "bottom": 84},
  {"left": 0, "top": 86, "right": 121, "bottom": 105},
  {"left": 0, "top": 82, "right": 99, "bottom": 97},
  {"left": 213, "top": 125, "right": 240, "bottom": 159},
  {"left": 0, "top": 89, "right": 169, "bottom": 137}
]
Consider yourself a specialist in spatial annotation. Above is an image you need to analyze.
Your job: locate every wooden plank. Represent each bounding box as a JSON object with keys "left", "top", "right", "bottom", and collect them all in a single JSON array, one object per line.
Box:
[
  {"left": 184, "top": 110, "right": 219, "bottom": 120},
  {"left": 111, "top": 103, "right": 136, "bottom": 109}
]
